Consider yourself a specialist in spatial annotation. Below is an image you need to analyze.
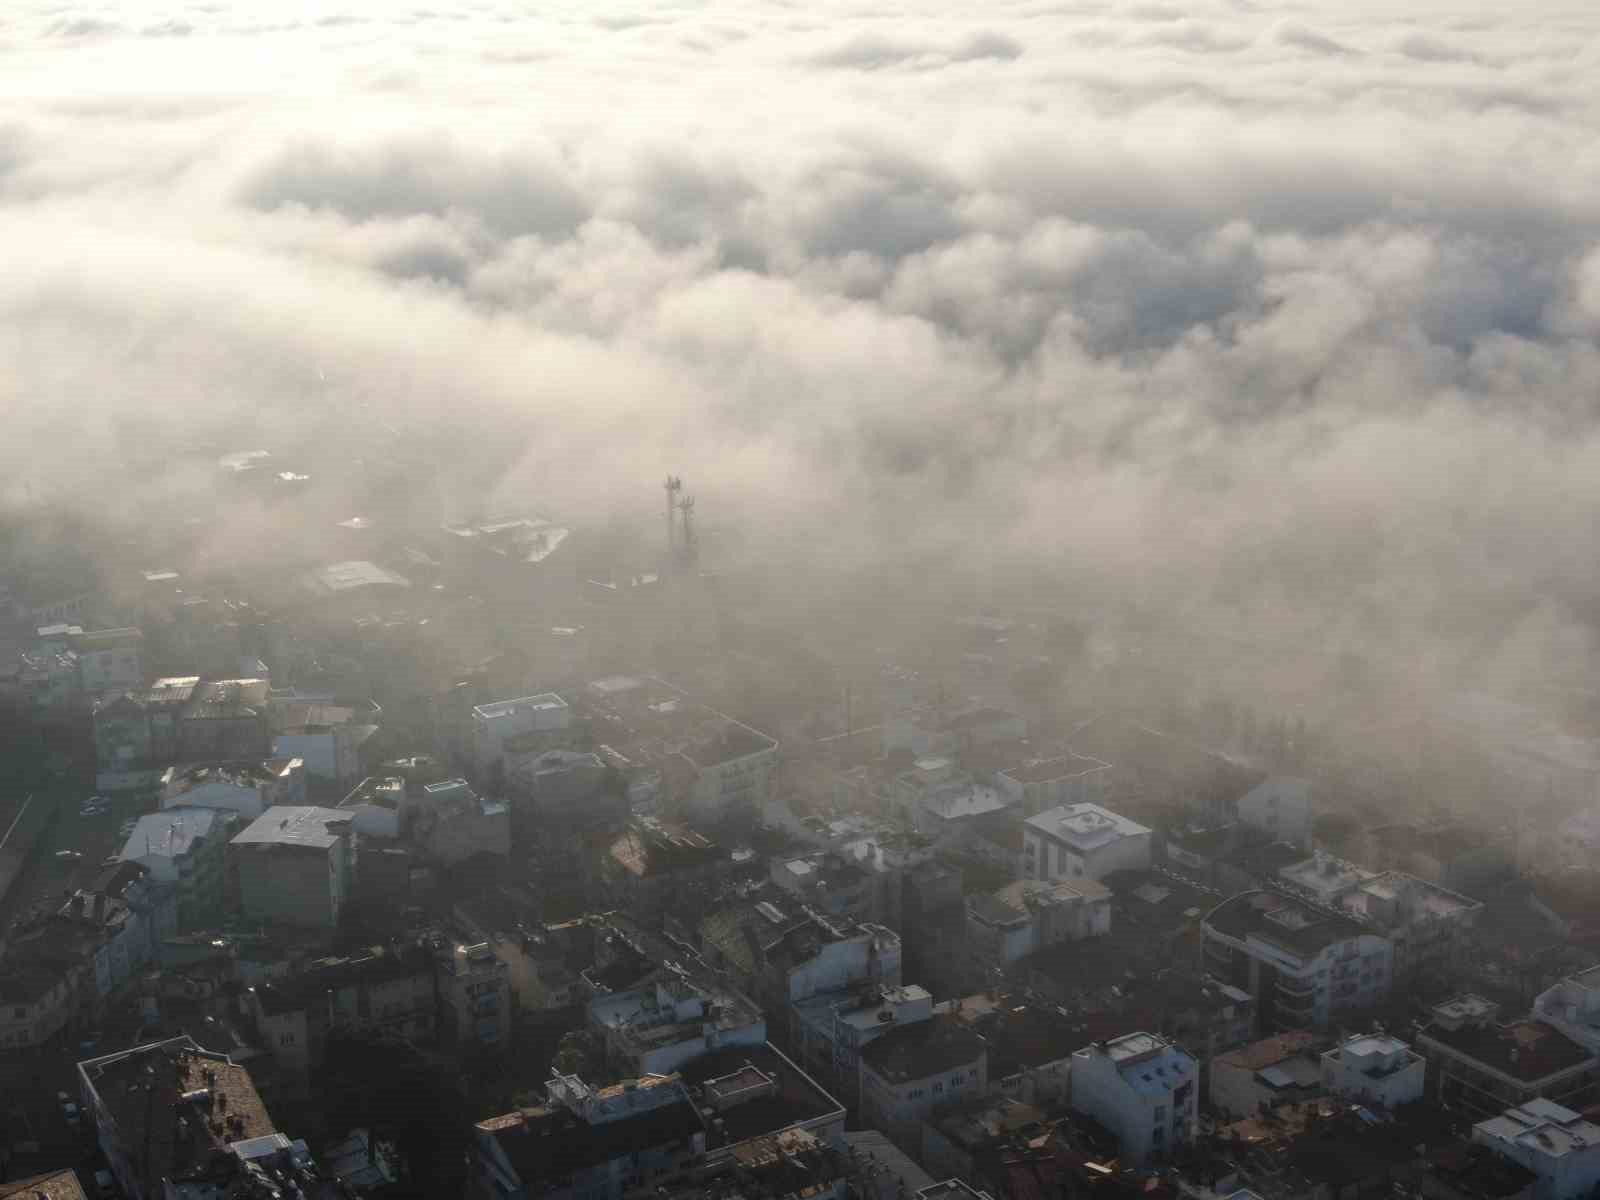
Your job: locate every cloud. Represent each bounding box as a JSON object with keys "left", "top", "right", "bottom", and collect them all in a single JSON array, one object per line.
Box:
[{"left": 2, "top": 0, "right": 1600, "bottom": 713}]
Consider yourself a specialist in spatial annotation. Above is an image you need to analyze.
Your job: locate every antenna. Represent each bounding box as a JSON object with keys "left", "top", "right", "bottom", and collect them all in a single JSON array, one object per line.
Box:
[
  {"left": 663, "top": 477, "right": 682, "bottom": 558},
  {"left": 677, "top": 494, "right": 697, "bottom": 564}
]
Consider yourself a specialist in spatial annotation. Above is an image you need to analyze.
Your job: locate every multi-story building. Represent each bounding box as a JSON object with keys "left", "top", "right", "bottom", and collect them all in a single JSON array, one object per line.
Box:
[
  {"left": 1070, "top": 1033, "right": 1198, "bottom": 1165},
  {"left": 771, "top": 852, "right": 875, "bottom": 922},
  {"left": 77, "top": 1036, "right": 277, "bottom": 1200},
  {"left": 91, "top": 675, "right": 198, "bottom": 791},
  {"left": 859, "top": 1017, "right": 988, "bottom": 1156},
  {"left": 793, "top": 983, "right": 935, "bottom": 1106},
  {"left": 75, "top": 626, "right": 144, "bottom": 693},
  {"left": 160, "top": 757, "right": 305, "bottom": 823},
  {"left": 1535, "top": 965, "right": 1600, "bottom": 1055},
  {"left": 1022, "top": 803, "right": 1152, "bottom": 883},
  {"left": 1417, "top": 995, "right": 1599, "bottom": 1121},
  {"left": 965, "top": 878, "right": 1111, "bottom": 985},
  {"left": 1473, "top": 1099, "right": 1600, "bottom": 1200},
  {"left": 1201, "top": 890, "right": 1394, "bottom": 1030},
  {"left": 1343, "top": 871, "right": 1483, "bottom": 984},
  {"left": 270, "top": 699, "right": 380, "bottom": 788},
  {"left": 1232, "top": 776, "right": 1315, "bottom": 851},
  {"left": 589, "top": 977, "right": 766, "bottom": 1077},
  {"left": 891, "top": 758, "right": 1016, "bottom": 850},
  {"left": 1277, "top": 853, "right": 1377, "bottom": 908},
  {"left": 1209, "top": 1032, "right": 1323, "bottom": 1119},
  {"left": 471, "top": 692, "right": 571, "bottom": 778},
  {"left": 436, "top": 940, "right": 512, "bottom": 1052},
  {"left": 232, "top": 805, "right": 354, "bottom": 930},
  {"left": 244, "top": 942, "right": 437, "bottom": 1074},
  {"left": 882, "top": 705, "right": 1026, "bottom": 759},
  {"left": 0, "top": 961, "right": 80, "bottom": 1049},
  {"left": 118, "top": 806, "right": 232, "bottom": 929},
  {"left": 679, "top": 723, "right": 779, "bottom": 823},
  {"left": 179, "top": 678, "right": 272, "bottom": 761},
  {"left": 1321, "top": 1032, "right": 1426, "bottom": 1108},
  {"left": 997, "top": 754, "right": 1112, "bottom": 818},
  {"left": 410, "top": 778, "right": 510, "bottom": 866}
]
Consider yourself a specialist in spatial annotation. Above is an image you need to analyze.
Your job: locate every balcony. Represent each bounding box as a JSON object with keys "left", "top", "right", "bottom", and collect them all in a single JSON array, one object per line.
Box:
[{"left": 1275, "top": 975, "right": 1317, "bottom": 998}]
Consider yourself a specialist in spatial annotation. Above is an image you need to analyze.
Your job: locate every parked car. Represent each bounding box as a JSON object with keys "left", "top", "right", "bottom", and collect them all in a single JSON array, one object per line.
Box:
[{"left": 58, "top": 1092, "right": 81, "bottom": 1128}]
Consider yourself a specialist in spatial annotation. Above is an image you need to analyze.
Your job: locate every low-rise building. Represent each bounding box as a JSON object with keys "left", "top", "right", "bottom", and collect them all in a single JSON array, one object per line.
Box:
[
  {"left": 997, "top": 754, "right": 1112, "bottom": 818},
  {"left": 91, "top": 675, "right": 198, "bottom": 791},
  {"left": 0, "top": 1170, "right": 87, "bottom": 1200},
  {"left": 1535, "top": 965, "right": 1600, "bottom": 1056},
  {"left": 891, "top": 757, "right": 1014, "bottom": 849},
  {"left": 160, "top": 757, "right": 305, "bottom": 822},
  {"left": 1233, "top": 776, "right": 1314, "bottom": 851},
  {"left": 1342, "top": 871, "right": 1483, "bottom": 984},
  {"left": 882, "top": 705, "right": 1026, "bottom": 759},
  {"left": 1022, "top": 803, "right": 1152, "bottom": 883},
  {"left": 76, "top": 626, "right": 144, "bottom": 693},
  {"left": 859, "top": 1017, "right": 988, "bottom": 1156},
  {"left": 180, "top": 678, "right": 272, "bottom": 761},
  {"left": 1278, "top": 852, "right": 1377, "bottom": 908},
  {"left": 412, "top": 778, "right": 510, "bottom": 865},
  {"left": 1070, "top": 1032, "right": 1198, "bottom": 1165},
  {"left": 679, "top": 723, "right": 779, "bottom": 823},
  {"left": 77, "top": 1036, "right": 276, "bottom": 1200},
  {"left": 793, "top": 983, "right": 935, "bottom": 1106},
  {"left": 0, "top": 962, "right": 79, "bottom": 1050},
  {"left": 771, "top": 852, "right": 875, "bottom": 922},
  {"left": 271, "top": 699, "right": 379, "bottom": 788},
  {"left": 233, "top": 805, "right": 354, "bottom": 930},
  {"left": 965, "top": 878, "right": 1111, "bottom": 985},
  {"left": 1202, "top": 890, "right": 1394, "bottom": 1030},
  {"left": 920, "top": 1096, "right": 1045, "bottom": 1195},
  {"left": 1321, "top": 1031, "right": 1426, "bottom": 1108},
  {"left": 1473, "top": 1098, "right": 1600, "bottom": 1200},
  {"left": 1418, "top": 996, "right": 1600, "bottom": 1121},
  {"left": 118, "top": 806, "right": 232, "bottom": 929},
  {"left": 1210, "top": 1032, "right": 1323, "bottom": 1119},
  {"left": 471, "top": 692, "right": 572, "bottom": 779}
]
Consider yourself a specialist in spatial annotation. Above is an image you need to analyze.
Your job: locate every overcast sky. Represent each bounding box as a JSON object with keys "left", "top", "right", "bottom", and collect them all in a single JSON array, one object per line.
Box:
[{"left": 3, "top": 0, "right": 1599, "bottom": 691}]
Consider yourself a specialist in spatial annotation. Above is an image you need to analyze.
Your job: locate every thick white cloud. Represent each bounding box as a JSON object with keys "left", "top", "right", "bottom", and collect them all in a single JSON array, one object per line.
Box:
[{"left": 1, "top": 0, "right": 1599, "bottom": 697}]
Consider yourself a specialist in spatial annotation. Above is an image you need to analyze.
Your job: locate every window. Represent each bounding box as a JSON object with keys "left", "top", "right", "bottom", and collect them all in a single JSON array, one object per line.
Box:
[
  {"left": 12, "top": 1006, "right": 25, "bottom": 1019},
  {"left": 1154, "top": 1105, "right": 1166, "bottom": 1122},
  {"left": 1152, "top": 1127, "right": 1165, "bottom": 1145},
  {"left": 933, "top": 1082, "right": 943, "bottom": 1093}
]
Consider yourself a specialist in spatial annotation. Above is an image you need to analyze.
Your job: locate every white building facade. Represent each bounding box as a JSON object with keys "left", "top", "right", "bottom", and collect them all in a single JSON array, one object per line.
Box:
[
  {"left": 1071, "top": 1033, "right": 1199, "bottom": 1165},
  {"left": 1022, "top": 804, "right": 1152, "bottom": 883},
  {"left": 1320, "top": 1033, "right": 1426, "bottom": 1108}
]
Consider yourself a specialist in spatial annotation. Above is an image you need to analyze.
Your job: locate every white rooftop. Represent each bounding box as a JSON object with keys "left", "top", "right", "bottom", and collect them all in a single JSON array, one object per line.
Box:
[
  {"left": 473, "top": 693, "right": 568, "bottom": 720},
  {"left": 1025, "top": 802, "right": 1150, "bottom": 850},
  {"left": 232, "top": 805, "right": 350, "bottom": 850},
  {"left": 120, "top": 807, "right": 224, "bottom": 861}
]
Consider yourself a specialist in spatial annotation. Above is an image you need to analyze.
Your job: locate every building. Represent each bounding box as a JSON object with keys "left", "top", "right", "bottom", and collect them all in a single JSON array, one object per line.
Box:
[
  {"left": 410, "top": 778, "right": 510, "bottom": 865},
  {"left": 76, "top": 1036, "right": 276, "bottom": 1200},
  {"left": 472, "top": 693, "right": 572, "bottom": 779},
  {"left": 1343, "top": 870, "right": 1483, "bottom": 984},
  {"left": 920, "top": 1096, "right": 1045, "bottom": 1195},
  {"left": 771, "top": 853, "right": 875, "bottom": 922},
  {"left": 859, "top": 1017, "right": 988, "bottom": 1155},
  {"left": 882, "top": 705, "right": 1026, "bottom": 759},
  {"left": 891, "top": 758, "right": 1016, "bottom": 851},
  {"left": 271, "top": 699, "right": 379, "bottom": 788},
  {"left": 1201, "top": 890, "right": 1394, "bottom": 1030},
  {"left": 337, "top": 773, "right": 406, "bottom": 838},
  {"left": 1535, "top": 965, "right": 1600, "bottom": 1056},
  {"left": 1277, "top": 852, "right": 1377, "bottom": 908},
  {"left": 233, "top": 806, "right": 354, "bottom": 930},
  {"left": 179, "top": 678, "right": 272, "bottom": 761},
  {"left": 1022, "top": 803, "right": 1152, "bottom": 883},
  {"left": 436, "top": 940, "right": 512, "bottom": 1052},
  {"left": 1417, "top": 995, "right": 1599, "bottom": 1120},
  {"left": 996, "top": 754, "right": 1112, "bottom": 818},
  {"left": 0, "top": 1171, "right": 87, "bottom": 1200},
  {"left": 1473, "top": 1098, "right": 1600, "bottom": 1200},
  {"left": 76, "top": 626, "right": 144, "bottom": 693},
  {"left": 118, "top": 806, "right": 232, "bottom": 929},
  {"left": 160, "top": 757, "right": 305, "bottom": 822},
  {"left": 1233, "top": 776, "right": 1314, "bottom": 850},
  {"left": 1070, "top": 1032, "right": 1198, "bottom": 1165},
  {"left": 793, "top": 983, "right": 935, "bottom": 1105},
  {"left": 509, "top": 749, "right": 626, "bottom": 837},
  {"left": 91, "top": 675, "right": 198, "bottom": 790},
  {"left": 965, "top": 878, "right": 1111, "bottom": 985},
  {"left": 679, "top": 723, "right": 779, "bottom": 823},
  {"left": 589, "top": 977, "right": 767, "bottom": 1077},
  {"left": 939, "top": 993, "right": 1081, "bottom": 1105},
  {"left": 244, "top": 942, "right": 437, "bottom": 1073},
  {"left": 1321, "top": 1032, "right": 1426, "bottom": 1108},
  {"left": 0, "top": 962, "right": 79, "bottom": 1050},
  {"left": 1209, "top": 1032, "right": 1323, "bottom": 1120}
]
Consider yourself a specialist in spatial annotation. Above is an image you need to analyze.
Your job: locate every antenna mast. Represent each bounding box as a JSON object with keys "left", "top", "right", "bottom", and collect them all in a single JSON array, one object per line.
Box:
[
  {"left": 663, "top": 476, "right": 682, "bottom": 559},
  {"left": 677, "top": 494, "right": 697, "bottom": 564}
]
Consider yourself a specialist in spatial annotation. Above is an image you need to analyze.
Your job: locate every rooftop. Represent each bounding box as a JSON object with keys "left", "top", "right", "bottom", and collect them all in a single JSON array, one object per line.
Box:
[
  {"left": 968, "top": 878, "right": 1110, "bottom": 928},
  {"left": 232, "top": 805, "right": 351, "bottom": 851},
  {"left": 682, "top": 723, "right": 778, "bottom": 769},
  {"left": 677, "top": 1043, "right": 844, "bottom": 1146},
  {"left": 120, "top": 806, "right": 226, "bottom": 861},
  {"left": 0, "top": 1170, "right": 86, "bottom": 1200},
  {"left": 1024, "top": 803, "right": 1150, "bottom": 852},
  {"left": 340, "top": 775, "right": 406, "bottom": 811},
  {"left": 77, "top": 1037, "right": 274, "bottom": 1196},
  {"left": 1217, "top": 1032, "right": 1318, "bottom": 1072},
  {"left": 1280, "top": 854, "right": 1376, "bottom": 895},
  {"left": 1422, "top": 1017, "right": 1593, "bottom": 1083},
  {"left": 860, "top": 1016, "right": 986, "bottom": 1085},
  {"left": 1204, "top": 889, "right": 1370, "bottom": 960},
  {"left": 183, "top": 678, "right": 270, "bottom": 720},
  {"left": 474, "top": 692, "right": 569, "bottom": 721},
  {"left": 1477, "top": 1098, "right": 1600, "bottom": 1159},
  {"left": 1001, "top": 753, "right": 1111, "bottom": 785},
  {"left": 301, "top": 559, "right": 410, "bottom": 596}
]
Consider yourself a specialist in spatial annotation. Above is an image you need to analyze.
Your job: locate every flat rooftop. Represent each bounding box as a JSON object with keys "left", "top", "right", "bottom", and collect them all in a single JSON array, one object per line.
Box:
[
  {"left": 1423, "top": 1018, "right": 1592, "bottom": 1083},
  {"left": 121, "top": 807, "right": 226, "bottom": 861},
  {"left": 1024, "top": 802, "right": 1150, "bottom": 851},
  {"left": 1205, "top": 890, "right": 1368, "bottom": 959},
  {"left": 232, "top": 805, "right": 351, "bottom": 850},
  {"left": 474, "top": 693, "right": 569, "bottom": 721},
  {"left": 1002, "top": 753, "right": 1111, "bottom": 784},
  {"left": 683, "top": 723, "right": 778, "bottom": 768}
]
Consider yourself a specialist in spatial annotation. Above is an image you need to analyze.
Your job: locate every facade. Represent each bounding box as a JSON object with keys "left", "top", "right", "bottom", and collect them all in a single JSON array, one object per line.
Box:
[
  {"left": 1070, "top": 1033, "right": 1199, "bottom": 1165},
  {"left": 1022, "top": 803, "right": 1152, "bottom": 883},
  {"left": 771, "top": 853, "right": 875, "bottom": 922},
  {"left": 1209, "top": 1032, "right": 1323, "bottom": 1120},
  {"left": 1277, "top": 853, "right": 1377, "bottom": 907},
  {"left": 965, "top": 878, "right": 1111, "bottom": 985},
  {"left": 793, "top": 983, "right": 935, "bottom": 1106},
  {"left": 1473, "top": 1099, "right": 1600, "bottom": 1200},
  {"left": 1343, "top": 871, "right": 1483, "bottom": 983},
  {"left": 337, "top": 774, "right": 406, "bottom": 838},
  {"left": 882, "top": 706, "right": 1027, "bottom": 759},
  {"left": 91, "top": 676, "right": 197, "bottom": 790},
  {"left": 160, "top": 757, "right": 305, "bottom": 822},
  {"left": 589, "top": 978, "right": 766, "bottom": 1077},
  {"left": 0, "top": 962, "right": 79, "bottom": 1050},
  {"left": 892, "top": 758, "right": 1015, "bottom": 849},
  {"left": 471, "top": 692, "right": 571, "bottom": 778},
  {"left": 859, "top": 1017, "right": 988, "bottom": 1156},
  {"left": 271, "top": 700, "right": 378, "bottom": 787},
  {"left": 179, "top": 678, "right": 273, "bottom": 761},
  {"left": 997, "top": 754, "right": 1112, "bottom": 818},
  {"left": 118, "top": 806, "right": 232, "bottom": 930},
  {"left": 1201, "top": 890, "right": 1394, "bottom": 1030},
  {"left": 1321, "top": 1032, "right": 1426, "bottom": 1108},
  {"left": 436, "top": 941, "right": 512, "bottom": 1052},
  {"left": 77, "top": 1036, "right": 276, "bottom": 1200},
  {"left": 411, "top": 778, "right": 511, "bottom": 865},
  {"left": 232, "top": 805, "right": 354, "bottom": 930},
  {"left": 1418, "top": 996, "right": 1599, "bottom": 1121}
]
